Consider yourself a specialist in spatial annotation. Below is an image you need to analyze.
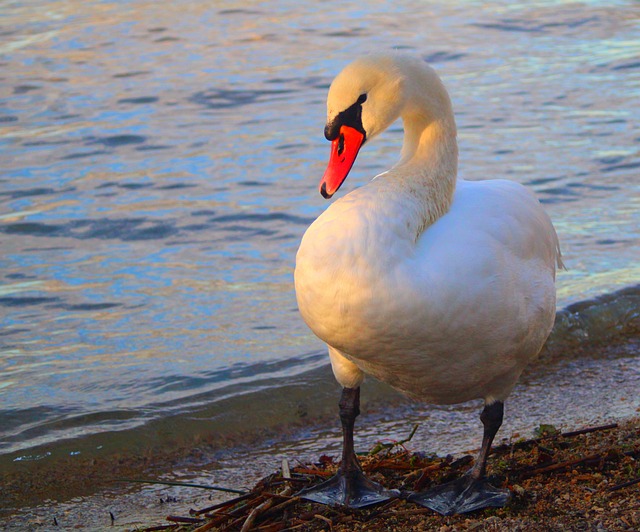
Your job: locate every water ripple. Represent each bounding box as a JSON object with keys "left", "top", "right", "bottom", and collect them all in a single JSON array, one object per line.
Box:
[{"left": 0, "top": 0, "right": 638, "bottom": 472}]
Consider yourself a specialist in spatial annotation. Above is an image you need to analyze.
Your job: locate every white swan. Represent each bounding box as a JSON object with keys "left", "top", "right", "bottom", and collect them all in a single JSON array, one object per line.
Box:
[{"left": 294, "top": 53, "right": 563, "bottom": 514}]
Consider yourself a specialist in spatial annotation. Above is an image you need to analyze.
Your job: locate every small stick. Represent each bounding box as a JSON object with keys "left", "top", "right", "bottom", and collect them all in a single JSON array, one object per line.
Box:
[
  {"left": 561, "top": 423, "right": 618, "bottom": 438},
  {"left": 267, "top": 476, "right": 308, "bottom": 484},
  {"left": 492, "top": 423, "right": 619, "bottom": 454},
  {"left": 314, "top": 514, "right": 333, "bottom": 528},
  {"left": 241, "top": 498, "right": 276, "bottom": 532},
  {"left": 202, "top": 496, "right": 265, "bottom": 523},
  {"left": 192, "top": 492, "right": 255, "bottom": 515},
  {"left": 255, "top": 524, "right": 286, "bottom": 532},
  {"left": 114, "top": 478, "right": 246, "bottom": 494},
  {"left": 413, "top": 462, "right": 447, "bottom": 491},
  {"left": 369, "top": 458, "right": 415, "bottom": 472},
  {"left": 362, "top": 498, "right": 400, "bottom": 522},
  {"left": 218, "top": 506, "right": 268, "bottom": 532},
  {"left": 193, "top": 518, "right": 220, "bottom": 532},
  {"left": 608, "top": 477, "right": 640, "bottom": 492},
  {"left": 369, "top": 424, "right": 419, "bottom": 456},
  {"left": 260, "top": 491, "right": 295, "bottom": 500},
  {"left": 520, "top": 454, "right": 602, "bottom": 477},
  {"left": 282, "top": 458, "right": 291, "bottom": 479},
  {"left": 166, "top": 515, "right": 204, "bottom": 524},
  {"left": 390, "top": 507, "right": 439, "bottom": 517},
  {"left": 240, "top": 486, "right": 293, "bottom": 531},
  {"left": 195, "top": 500, "right": 266, "bottom": 532},
  {"left": 260, "top": 496, "right": 300, "bottom": 518},
  {"left": 203, "top": 502, "right": 258, "bottom": 517},
  {"left": 293, "top": 468, "right": 333, "bottom": 478}
]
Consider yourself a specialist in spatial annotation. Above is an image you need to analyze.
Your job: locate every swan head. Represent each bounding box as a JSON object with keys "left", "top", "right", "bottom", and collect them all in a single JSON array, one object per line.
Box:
[
  {"left": 319, "top": 53, "right": 453, "bottom": 198},
  {"left": 320, "top": 54, "right": 406, "bottom": 198}
]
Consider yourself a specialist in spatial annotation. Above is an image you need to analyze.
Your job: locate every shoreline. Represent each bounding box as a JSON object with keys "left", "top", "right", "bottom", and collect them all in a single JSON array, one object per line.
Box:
[
  {"left": 2, "top": 334, "right": 639, "bottom": 529},
  {"left": 141, "top": 418, "right": 640, "bottom": 531}
]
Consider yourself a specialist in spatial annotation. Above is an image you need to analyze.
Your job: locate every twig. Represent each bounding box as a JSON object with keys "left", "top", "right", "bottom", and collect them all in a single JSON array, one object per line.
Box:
[
  {"left": 608, "top": 477, "right": 640, "bottom": 492},
  {"left": 369, "top": 424, "right": 419, "bottom": 456},
  {"left": 200, "top": 496, "right": 264, "bottom": 526},
  {"left": 519, "top": 453, "right": 602, "bottom": 477},
  {"left": 314, "top": 514, "right": 334, "bottom": 528},
  {"left": 142, "top": 525, "right": 177, "bottom": 532},
  {"left": 413, "top": 462, "right": 447, "bottom": 491},
  {"left": 194, "top": 499, "right": 265, "bottom": 532},
  {"left": 493, "top": 422, "right": 619, "bottom": 454},
  {"left": 362, "top": 498, "right": 400, "bottom": 522},
  {"left": 241, "top": 498, "right": 276, "bottom": 532},
  {"left": 268, "top": 476, "right": 308, "bottom": 484},
  {"left": 166, "top": 515, "right": 204, "bottom": 524},
  {"left": 561, "top": 423, "right": 618, "bottom": 438},
  {"left": 293, "top": 467, "right": 333, "bottom": 478},
  {"left": 193, "top": 518, "right": 220, "bottom": 532},
  {"left": 260, "top": 496, "right": 300, "bottom": 518},
  {"left": 260, "top": 491, "right": 296, "bottom": 501},
  {"left": 115, "top": 478, "right": 246, "bottom": 494},
  {"left": 368, "top": 454, "right": 415, "bottom": 472},
  {"left": 191, "top": 492, "right": 255, "bottom": 515},
  {"left": 389, "top": 507, "right": 439, "bottom": 517},
  {"left": 256, "top": 524, "right": 287, "bottom": 532},
  {"left": 282, "top": 459, "right": 291, "bottom": 479}
]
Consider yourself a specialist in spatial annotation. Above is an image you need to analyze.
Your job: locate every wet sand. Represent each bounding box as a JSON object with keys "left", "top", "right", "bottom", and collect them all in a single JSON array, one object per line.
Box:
[{"left": 2, "top": 336, "right": 639, "bottom": 530}]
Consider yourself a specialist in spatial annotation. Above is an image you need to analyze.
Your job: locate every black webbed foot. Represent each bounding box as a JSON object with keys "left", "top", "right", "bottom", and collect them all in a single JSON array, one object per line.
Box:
[
  {"left": 408, "top": 472, "right": 510, "bottom": 515},
  {"left": 299, "top": 468, "right": 399, "bottom": 508},
  {"left": 298, "top": 387, "right": 400, "bottom": 508}
]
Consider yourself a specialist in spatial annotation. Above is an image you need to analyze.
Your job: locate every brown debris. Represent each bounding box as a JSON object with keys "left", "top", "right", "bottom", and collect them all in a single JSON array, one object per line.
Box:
[{"left": 143, "top": 420, "right": 640, "bottom": 531}]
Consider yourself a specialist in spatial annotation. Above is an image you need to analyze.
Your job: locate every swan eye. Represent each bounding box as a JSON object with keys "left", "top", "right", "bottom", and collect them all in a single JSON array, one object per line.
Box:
[{"left": 357, "top": 93, "right": 367, "bottom": 104}]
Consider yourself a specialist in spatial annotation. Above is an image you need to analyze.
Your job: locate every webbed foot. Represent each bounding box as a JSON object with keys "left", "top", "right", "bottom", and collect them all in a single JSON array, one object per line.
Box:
[
  {"left": 299, "top": 468, "right": 399, "bottom": 508},
  {"left": 408, "top": 473, "right": 510, "bottom": 515}
]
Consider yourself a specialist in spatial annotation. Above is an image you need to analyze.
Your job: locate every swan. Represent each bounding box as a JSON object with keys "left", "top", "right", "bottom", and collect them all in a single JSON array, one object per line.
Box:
[{"left": 294, "top": 53, "right": 563, "bottom": 515}]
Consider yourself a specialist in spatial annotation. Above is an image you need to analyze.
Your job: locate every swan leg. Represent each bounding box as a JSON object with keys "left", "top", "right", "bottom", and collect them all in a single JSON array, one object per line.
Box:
[
  {"left": 298, "top": 387, "right": 399, "bottom": 508},
  {"left": 409, "top": 401, "right": 511, "bottom": 515}
]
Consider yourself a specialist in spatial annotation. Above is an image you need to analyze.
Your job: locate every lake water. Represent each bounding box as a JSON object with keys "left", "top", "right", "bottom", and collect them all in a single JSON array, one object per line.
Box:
[{"left": 1, "top": 0, "right": 639, "bottom": 522}]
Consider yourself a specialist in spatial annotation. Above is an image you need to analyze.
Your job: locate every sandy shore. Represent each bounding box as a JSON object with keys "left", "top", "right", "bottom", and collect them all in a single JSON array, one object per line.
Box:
[
  {"left": 5, "top": 418, "right": 640, "bottom": 531},
  {"left": 2, "top": 336, "right": 639, "bottom": 530}
]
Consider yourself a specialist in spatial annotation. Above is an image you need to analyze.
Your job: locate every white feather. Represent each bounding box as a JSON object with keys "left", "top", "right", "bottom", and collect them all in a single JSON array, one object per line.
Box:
[{"left": 295, "top": 53, "right": 562, "bottom": 406}]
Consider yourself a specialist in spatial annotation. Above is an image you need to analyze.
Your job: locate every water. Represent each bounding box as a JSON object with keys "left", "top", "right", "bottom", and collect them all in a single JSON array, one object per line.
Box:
[{"left": 1, "top": 0, "right": 639, "bottom": 520}]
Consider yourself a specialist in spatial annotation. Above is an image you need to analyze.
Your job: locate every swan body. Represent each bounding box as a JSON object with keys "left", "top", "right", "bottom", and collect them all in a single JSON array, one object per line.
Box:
[
  {"left": 297, "top": 178, "right": 559, "bottom": 404},
  {"left": 294, "top": 53, "right": 562, "bottom": 512}
]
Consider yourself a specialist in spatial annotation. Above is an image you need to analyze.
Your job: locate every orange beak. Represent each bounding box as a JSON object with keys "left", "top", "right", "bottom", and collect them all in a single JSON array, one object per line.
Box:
[{"left": 319, "top": 125, "right": 365, "bottom": 199}]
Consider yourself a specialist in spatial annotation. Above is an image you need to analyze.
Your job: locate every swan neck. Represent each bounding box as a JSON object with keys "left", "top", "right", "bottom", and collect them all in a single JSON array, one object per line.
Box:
[
  {"left": 394, "top": 115, "right": 458, "bottom": 231},
  {"left": 400, "top": 113, "right": 457, "bottom": 165}
]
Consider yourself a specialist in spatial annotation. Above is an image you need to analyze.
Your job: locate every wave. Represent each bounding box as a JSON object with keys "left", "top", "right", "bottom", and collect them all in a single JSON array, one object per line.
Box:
[
  {"left": 2, "top": 284, "right": 638, "bottom": 472},
  {"left": 544, "top": 284, "right": 639, "bottom": 357}
]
